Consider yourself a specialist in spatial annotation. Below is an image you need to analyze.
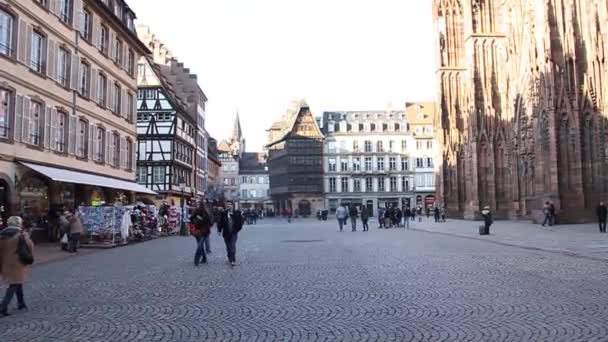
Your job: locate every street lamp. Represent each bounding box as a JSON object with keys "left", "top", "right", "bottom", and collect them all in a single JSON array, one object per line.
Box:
[{"left": 179, "top": 177, "right": 187, "bottom": 236}]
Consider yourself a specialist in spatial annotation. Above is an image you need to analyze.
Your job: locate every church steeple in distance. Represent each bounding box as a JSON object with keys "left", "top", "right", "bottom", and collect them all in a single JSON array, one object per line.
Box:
[{"left": 232, "top": 112, "right": 243, "bottom": 141}]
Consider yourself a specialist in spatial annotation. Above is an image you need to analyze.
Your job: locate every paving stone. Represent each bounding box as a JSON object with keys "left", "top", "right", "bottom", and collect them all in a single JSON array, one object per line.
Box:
[{"left": 1, "top": 218, "right": 608, "bottom": 341}]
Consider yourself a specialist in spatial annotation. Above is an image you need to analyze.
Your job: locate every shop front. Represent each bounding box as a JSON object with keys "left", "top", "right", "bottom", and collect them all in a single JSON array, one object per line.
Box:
[{"left": 14, "top": 162, "right": 156, "bottom": 242}]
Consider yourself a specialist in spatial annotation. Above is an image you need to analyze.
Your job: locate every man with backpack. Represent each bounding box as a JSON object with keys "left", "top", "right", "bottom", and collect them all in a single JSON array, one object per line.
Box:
[
  {"left": 190, "top": 204, "right": 213, "bottom": 266},
  {"left": 0, "top": 216, "right": 34, "bottom": 317}
]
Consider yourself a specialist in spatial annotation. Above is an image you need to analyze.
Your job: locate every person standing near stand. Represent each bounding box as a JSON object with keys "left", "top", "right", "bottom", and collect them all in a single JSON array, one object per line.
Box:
[
  {"left": 0, "top": 216, "right": 34, "bottom": 316},
  {"left": 218, "top": 202, "right": 244, "bottom": 267},
  {"left": 596, "top": 202, "right": 607, "bottom": 233},
  {"left": 67, "top": 210, "right": 83, "bottom": 254}
]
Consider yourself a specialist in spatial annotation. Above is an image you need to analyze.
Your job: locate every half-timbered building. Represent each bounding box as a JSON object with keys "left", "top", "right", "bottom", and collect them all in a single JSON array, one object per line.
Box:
[
  {"left": 266, "top": 100, "right": 324, "bottom": 217},
  {"left": 136, "top": 56, "right": 196, "bottom": 203}
]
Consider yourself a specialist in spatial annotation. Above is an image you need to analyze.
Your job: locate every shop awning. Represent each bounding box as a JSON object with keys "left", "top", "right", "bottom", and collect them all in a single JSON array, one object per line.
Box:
[{"left": 20, "top": 162, "right": 157, "bottom": 195}]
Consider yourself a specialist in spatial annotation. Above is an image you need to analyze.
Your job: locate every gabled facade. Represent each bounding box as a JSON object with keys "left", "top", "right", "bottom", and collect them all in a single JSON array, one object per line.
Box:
[
  {"left": 136, "top": 26, "right": 209, "bottom": 203},
  {"left": 218, "top": 114, "right": 244, "bottom": 203},
  {"left": 135, "top": 56, "right": 196, "bottom": 202},
  {"left": 266, "top": 100, "right": 324, "bottom": 217}
]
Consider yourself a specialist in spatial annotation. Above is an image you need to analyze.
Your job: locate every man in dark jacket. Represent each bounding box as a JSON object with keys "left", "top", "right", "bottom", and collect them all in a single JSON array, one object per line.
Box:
[
  {"left": 597, "top": 202, "right": 607, "bottom": 233},
  {"left": 190, "top": 204, "right": 213, "bottom": 266},
  {"left": 218, "top": 202, "right": 244, "bottom": 266}
]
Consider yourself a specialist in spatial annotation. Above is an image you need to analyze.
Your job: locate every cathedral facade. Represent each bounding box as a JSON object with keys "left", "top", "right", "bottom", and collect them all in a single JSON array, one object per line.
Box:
[{"left": 433, "top": 0, "right": 608, "bottom": 222}]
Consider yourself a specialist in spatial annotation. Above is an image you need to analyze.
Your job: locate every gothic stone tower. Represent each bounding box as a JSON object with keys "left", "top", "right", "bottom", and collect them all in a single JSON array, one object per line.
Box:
[{"left": 433, "top": 0, "right": 608, "bottom": 222}]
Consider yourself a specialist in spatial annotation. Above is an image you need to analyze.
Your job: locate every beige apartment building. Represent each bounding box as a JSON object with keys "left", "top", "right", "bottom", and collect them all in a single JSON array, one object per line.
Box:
[{"left": 0, "top": 0, "right": 151, "bottom": 232}]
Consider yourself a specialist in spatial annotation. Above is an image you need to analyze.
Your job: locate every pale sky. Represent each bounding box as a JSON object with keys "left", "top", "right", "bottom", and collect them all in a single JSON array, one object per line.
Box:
[{"left": 127, "top": 0, "right": 437, "bottom": 151}]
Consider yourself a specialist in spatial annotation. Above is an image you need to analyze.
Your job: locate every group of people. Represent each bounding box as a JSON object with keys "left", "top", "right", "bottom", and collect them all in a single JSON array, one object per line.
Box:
[
  {"left": 189, "top": 201, "right": 244, "bottom": 267},
  {"left": 334, "top": 204, "right": 449, "bottom": 232},
  {"left": 335, "top": 204, "right": 370, "bottom": 232}
]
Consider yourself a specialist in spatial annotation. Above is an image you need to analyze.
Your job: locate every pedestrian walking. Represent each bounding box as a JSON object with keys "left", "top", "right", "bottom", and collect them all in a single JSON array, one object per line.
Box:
[
  {"left": 481, "top": 206, "right": 493, "bottom": 235},
  {"left": 218, "top": 202, "right": 244, "bottom": 267},
  {"left": 417, "top": 206, "right": 423, "bottom": 222},
  {"left": 67, "top": 210, "right": 83, "bottom": 253},
  {"left": 59, "top": 211, "right": 70, "bottom": 251},
  {"left": 597, "top": 202, "right": 607, "bottom": 233},
  {"left": 411, "top": 207, "right": 416, "bottom": 222},
  {"left": 541, "top": 202, "right": 552, "bottom": 226},
  {"left": 549, "top": 202, "right": 556, "bottom": 226},
  {"left": 434, "top": 206, "right": 440, "bottom": 222},
  {"left": 190, "top": 204, "right": 213, "bottom": 266},
  {"left": 426, "top": 207, "right": 430, "bottom": 219},
  {"left": 378, "top": 207, "right": 385, "bottom": 228},
  {"left": 361, "top": 206, "right": 369, "bottom": 232},
  {"left": 286, "top": 207, "right": 293, "bottom": 223},
  {"left": 336, "top": 204, "right": 347, "bottom": 232},
  {"left": 0, "top": 216, "right": 34, "bottom": 316},
  {"left": 349, "top": 205, "right": 358, "bottom": 232},
  {"left": 403, "top": 207, "right": 411, "bottom": 228},
  {"left": 440, "top": 206, "right": 447, "bottom": 222},
  {"left": 395, "top": 207, "right": 403, "bottom": 228},
  {"left": 383, "top": 208, "right": 392, "bottom": 228}
]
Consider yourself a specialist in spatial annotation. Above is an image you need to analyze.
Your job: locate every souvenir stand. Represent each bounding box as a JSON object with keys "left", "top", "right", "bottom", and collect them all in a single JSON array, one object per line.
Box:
[
  {"left": 129, "top": 205, "right": 159, "bottom": 242},
  {"left": 79, "top": 206, "right": 130, "bottom": 248}
]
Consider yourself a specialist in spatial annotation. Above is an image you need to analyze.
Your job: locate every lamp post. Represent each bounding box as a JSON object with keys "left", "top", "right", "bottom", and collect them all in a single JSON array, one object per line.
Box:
[{"left": 179, "top": 178, "right": 187, "bottom": 236}]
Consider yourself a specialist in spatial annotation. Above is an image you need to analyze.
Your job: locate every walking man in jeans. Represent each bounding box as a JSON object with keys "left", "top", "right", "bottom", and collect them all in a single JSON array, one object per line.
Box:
[
  {"left": 218, "top": 202, "right": 244, "bottom": 267},
  {"left": 597, "top": 202, "right": 607, "bottom": 233},
  {"left": 190, "top": 203, "right": 213, "bottom": 266}
]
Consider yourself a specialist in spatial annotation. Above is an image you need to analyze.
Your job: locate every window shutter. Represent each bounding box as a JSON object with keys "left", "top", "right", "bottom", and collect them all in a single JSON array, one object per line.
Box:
[
  {"left": 105, "top": 131, "right": 112, "bottom": 165},
  {"left": 120, "top": 137, "right": 126, "bottom": 169},
  {"left": 70, "top": 52, "right": 79, "bottom": 90},
  {"left": 89, "top": 124, "right": 95, "bottom": 160},
  {"left": 17, "top": 20, "right": 27, "bottom": 63},
  {"left": 47, "top": 40, "right": 56, "bottom": 80},
  {"left": 108, "top": 30, "right": 114, "bottom": 59},
  {"left": 107, "top": 79, "right": 113, "bottom": 110},
  {"left": 93, "top": 16, "right": 100, "bottom": 49},
  {"left": 49, "top": 108, "right": 59, "bottom": 151},
  {"left": 121, "top": 89, "right": 127, "bottom": 117},
  {"left": 21, "top": 97, "right": 31, "bottom": 143},
  {"left": 14, "top": 95, "right": 23, "bottom": 142},
  {"left": 132, "top": 93, "right": 138, "bottom": 121},
  {"left": 90, "top": 68, "right": 98, "bottom": 103},
  {"left": 25, "top": 24, "right": 33, "bottom": 67},
  {"left": 68, "top": 115, "right": 77, "bottom": 155},
  {"left": 132, "top": 143, "right": 138, "bottom": 173},
  {"left": 121, "top": 47, "right": 127, "bottom": 71},
  {"left": 73, "top": 0, "right": 83, "bottom": 31}
]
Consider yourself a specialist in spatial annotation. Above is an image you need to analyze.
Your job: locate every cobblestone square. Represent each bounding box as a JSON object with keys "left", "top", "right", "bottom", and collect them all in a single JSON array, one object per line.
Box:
[{"left": 2, "top": 218, "right": 608, "bottom": 341}]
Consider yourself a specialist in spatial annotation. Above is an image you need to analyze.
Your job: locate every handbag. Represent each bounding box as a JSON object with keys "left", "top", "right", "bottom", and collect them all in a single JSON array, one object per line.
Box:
[{"left": 60, "top": 233, "right": 68, "bottom": 244}]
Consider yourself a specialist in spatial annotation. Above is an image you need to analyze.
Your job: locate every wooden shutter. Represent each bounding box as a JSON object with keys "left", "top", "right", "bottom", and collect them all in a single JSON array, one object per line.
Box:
[
  {"left": 46, "top": 40, "right": 56, "bottom": 80},
  {"left": 70, "top": 52, "right": 80, "bottom": 90},
  {"left": 93, "top": 16, "right": 100, "bottom": 49},
  {"left": 132, "top": 142, "right": 138, "bottom": 172},
  {"left": 121, "top": 47, "right": 127, "bottom": 71},
  {"left": 107, "top": 79, "right": 113, "bottom": 111},
  {"left": 89, "top": 124, "right": 95, "bottom": 160},
  {"left": 17, "top": 20, "right": 27, "bottom": 63},
  {"left": 121, "top": 89, "right": 127, "bottom": 118},
  {"left": 68, "top": 115, "right": 77, "bottom": 155},
  {"left": 108, "top": 30, "right": 114, "bottom": 60},
  {"left": 132, "top": 93, "right": 137, "bottom": 121},
  {"left": 48, "top": 107, "right": 56, "bottom": 150},
  {"left": 119, "top": 137, "right": 126, "bottom": 169},
  {"left": 21, "top": 97, "right": 31, "bottom": 143},
  {"left": 25, "top": 24, "right": 33, "bottom": 67},
  {"left": 14, "top": 95, "right": 23, "bottom": 142},
  {"left": 105, "top": 131, "right": 112, "bottom": 165},
  {"left": 90, "top": 68, "right": 98, "bottom": 103},
  {"left": 51, "top": 0, "right": 60, "bottom": 16},
  {"left": 73, "top": 0, "right": 83, "bottom": 31}
]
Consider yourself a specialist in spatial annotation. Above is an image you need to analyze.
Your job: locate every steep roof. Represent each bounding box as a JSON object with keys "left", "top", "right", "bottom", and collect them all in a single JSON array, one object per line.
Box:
[
  {"left": 232, "top": 113, "right": 243, "bottom": 140},
  {"left": 266, "top": 99, "right": 323, "bottom": 147},
  {"left": 217, "top": 140, "right": 231, "bottom": 152}
]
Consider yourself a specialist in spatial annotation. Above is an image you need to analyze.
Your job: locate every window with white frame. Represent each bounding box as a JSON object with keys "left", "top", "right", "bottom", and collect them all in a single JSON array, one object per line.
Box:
[
  {"left": 137, "top": 167, "right": 146, "bottom": 184},
  {"left": 388, "top": 140, "right": 394, "bottom": 152},
  {"left": 341, "top": 177, "right": 349, "bottom": 192},
  {"left": 376, "top": 140, "right": 384, "bottom": 152},
  {"left": 389, "top": 157, "right": 396, "bottom": 171},
  {"left": 365, "top": 177, "right": 373, "bottom": 192},
  {"left": 390, "top": 177, "right": 397, "bottom": 192},
  {"left": 0, "top": 9, "right": 14, "bottom": 57},
  {"left": 416, "top": 158, "right": 424, "bottom": 168},
  {"left": 377, "top": 157, "right": 384, "bottom": 171},
  {"left": 82, "top": 9, "right": 92, "bottom": 41},
  {"left": 416, "top": 174, "right": 425, "bottom": 187},
  {"left": 364, "top": 157, "right": 372, "bottom": 171},
  {"left": 378, "top": 177, "right": 385, "bottom": 191},
  {"left": 426, "top": 157, "right": 434, "bottom": 168},
  {"left": 328, "top": 158, "right": 336, "bottom": 172},
  {"left": 402, "top": 177, "right": 409, "bottom": 191},
  {"left": 0, "top": 88, "right": 11, "bottom": 138},
  {"left": 57, "top": 47, "right": 70, "bottom": 87},
  {"left": 353, "top": 179, "right": 361, "bottom": 192},
  {"left": 114, "top": 39, "right": 123, "bottom": 65},
  {"left": 79, "top": 61, "right": 90, "bottom": 97},
  {"left": 364, "top": 140, "right": 372, "bottom": 152},
  {"left": 95, "top": 126, "right": 104, "bottom": 161},
  {"left": 29, "top": 101, "right": 42, "bottom": 145},
  {"left": 98, "top": 73, "right": 107, "bottom": 106},
  {"left": 401, "top": 158, "right": 409, "bottom": 171},
  {"left": 401, "top": 140, "right": 407, "bottom": 152},
  {"left": 427, "top": 140, "right": 433, "bottom": 149},
  {"left": 352, "top": 140, "right": 359, "bottom": 152},
  {"left": 76, "top": 119, "right": 86, "bottom": 158},
  {"left": 416, "top": 141, "right": 423, "bottom": 150},
  {"left": 113, "top": 83, "right": 121, "bottom": 114},
  {"left": 58, "top": 0, "right": 71, "bottom": 23},
  {"left": 30, "top": 31, "right": 46, "bottom": 73},
  {"left": 352, "top": 157, "right": 360, "bottom": 171},
  {"left": 100, "top": 25, "right": 109, "bottom": 55},
  {"left": 152, "top": 166, "right": 165, "bottom": 184},
  {"left": 340, "top": 159, "right": 348, "bottom": 172},
  {"left": 56, "top": 111, "right": 67, "bottom": 152},
  {"left": 127, "top": 50, "right": 135, "bottom": 76}
]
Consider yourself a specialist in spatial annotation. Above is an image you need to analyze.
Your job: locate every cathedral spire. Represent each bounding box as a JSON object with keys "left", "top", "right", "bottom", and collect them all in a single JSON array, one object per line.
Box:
[{"left": 232, "top": 112, "right": 243, "bottom": 141}]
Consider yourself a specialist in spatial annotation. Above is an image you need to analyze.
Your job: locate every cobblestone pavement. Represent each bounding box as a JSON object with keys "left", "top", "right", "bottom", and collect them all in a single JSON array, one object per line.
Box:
[
  {"left": 409, "top": 217, "right": 608, "bottom": 261},
  {"left": 2, "top": 218, "right": 608, "bottom": 341}
]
